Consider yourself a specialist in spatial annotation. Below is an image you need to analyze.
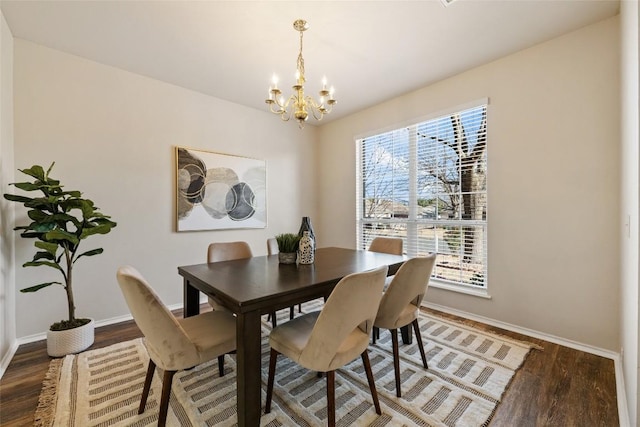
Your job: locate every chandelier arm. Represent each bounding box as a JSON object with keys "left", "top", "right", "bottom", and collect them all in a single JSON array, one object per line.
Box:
[{"left": 304, "top": 96, "right": 326, "bottom": 121}]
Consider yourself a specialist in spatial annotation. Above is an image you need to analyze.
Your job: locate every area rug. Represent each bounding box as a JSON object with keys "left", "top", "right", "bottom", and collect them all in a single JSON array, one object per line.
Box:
[{"left": 35, "top": 303, "right": 540, "bottom": 426}]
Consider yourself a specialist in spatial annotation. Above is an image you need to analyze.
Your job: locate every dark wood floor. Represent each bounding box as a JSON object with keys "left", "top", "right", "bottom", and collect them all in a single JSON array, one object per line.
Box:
[{"left": 0, "top": 306, "right": 620, "bottom": 426}]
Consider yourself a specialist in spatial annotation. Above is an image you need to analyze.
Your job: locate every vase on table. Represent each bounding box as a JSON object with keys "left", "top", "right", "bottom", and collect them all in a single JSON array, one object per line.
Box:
[
  {"left": 298, "top": 217, "right": 316, "bottom": 251},
  {"left": 298, "top": 231, "right": 315, "bottom": 264}
]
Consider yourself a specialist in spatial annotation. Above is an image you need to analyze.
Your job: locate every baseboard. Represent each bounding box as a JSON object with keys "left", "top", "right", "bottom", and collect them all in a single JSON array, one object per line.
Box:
[
  {"left": 423, "top": 301, "right": 618, "bottom": 358},
  {"left": 423, "top": 301, "right": 630, "bottom": 426},
  {"left": 613, "top": 353, "right": 632, "bottom": 427},
  {"left": 0, "top": 340, "right": 19, "bottom": 381}
]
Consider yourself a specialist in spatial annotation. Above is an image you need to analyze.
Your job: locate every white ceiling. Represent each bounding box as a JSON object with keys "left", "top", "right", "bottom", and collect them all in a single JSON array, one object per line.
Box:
[{"left": 1, "top": 0, "right": 620, "bottom": 126}]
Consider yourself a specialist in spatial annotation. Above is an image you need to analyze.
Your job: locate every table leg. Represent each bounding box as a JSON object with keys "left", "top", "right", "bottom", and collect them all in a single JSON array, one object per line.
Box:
[
  {"left": 236, "top": 310, "right": 262, "bottom": 427},
  {"left": 183, "top": 278, "right": 200, "bottom": 317},
  {"left": 401, "top": 325, "right": 413, "bottom": 344}
]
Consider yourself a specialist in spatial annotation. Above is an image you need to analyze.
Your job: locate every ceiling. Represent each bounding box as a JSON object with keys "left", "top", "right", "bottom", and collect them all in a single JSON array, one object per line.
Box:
[{"left": 0, "top": 0, "right": 620, "bottom": 126}]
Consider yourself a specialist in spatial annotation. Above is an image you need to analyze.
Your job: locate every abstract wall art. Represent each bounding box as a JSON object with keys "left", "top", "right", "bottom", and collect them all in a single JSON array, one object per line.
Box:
[{"left": 176, "top": 147, "right": 266, "bottom": 231}]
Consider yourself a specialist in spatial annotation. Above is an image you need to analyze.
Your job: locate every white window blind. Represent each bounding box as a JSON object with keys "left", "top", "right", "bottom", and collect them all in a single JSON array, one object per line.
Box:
[{"left": 357, "top": 103, "right": 488, "bottom": 288}]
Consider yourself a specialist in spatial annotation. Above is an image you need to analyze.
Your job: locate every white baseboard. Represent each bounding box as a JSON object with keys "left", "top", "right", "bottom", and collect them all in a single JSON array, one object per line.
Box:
[
  {"left": 423, "top": 301, "right": 630, "bottom": 426},
  {"left": 613, "top": 353, "right": 632, "bottom": 427},
  {"left": 0, "top": 340, "right": 19, "bottom": 380}
]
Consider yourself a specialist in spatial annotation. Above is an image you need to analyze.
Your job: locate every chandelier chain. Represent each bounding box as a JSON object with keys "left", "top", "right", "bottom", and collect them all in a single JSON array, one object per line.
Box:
[{"left": 297, "top": 30, "right": 305, "bottom": 81}]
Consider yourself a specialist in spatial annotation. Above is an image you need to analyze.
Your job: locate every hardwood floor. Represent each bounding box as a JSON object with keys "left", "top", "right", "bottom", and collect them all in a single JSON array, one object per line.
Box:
[{"left": 0, "top": 306, "right": 620, "bottom": 426}]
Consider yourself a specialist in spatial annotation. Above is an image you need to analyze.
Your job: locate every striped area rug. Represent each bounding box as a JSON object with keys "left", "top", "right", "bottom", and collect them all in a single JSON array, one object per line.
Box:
[{"left": 36, "top": 303, "right": 539, "bottom": 426}]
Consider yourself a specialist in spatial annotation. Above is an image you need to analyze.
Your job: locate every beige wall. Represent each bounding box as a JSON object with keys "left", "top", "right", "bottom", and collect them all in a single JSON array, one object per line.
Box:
[
  {"left": 620, "top": 0, "right": 640, "bottom": 424},
  {"left": 317, "top": 17, "right": 621, "bottom": 351},
  {"left": 0, "top": 10, "right": 15, "bottom": 370},
  {"left": 11, "top": 40, "right": 318, "bottom": 338}
]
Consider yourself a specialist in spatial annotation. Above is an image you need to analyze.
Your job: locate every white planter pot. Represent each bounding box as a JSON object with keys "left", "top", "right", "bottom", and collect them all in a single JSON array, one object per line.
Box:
[{"left": 46, "top": 319, "right": 95, "bottom": 357}]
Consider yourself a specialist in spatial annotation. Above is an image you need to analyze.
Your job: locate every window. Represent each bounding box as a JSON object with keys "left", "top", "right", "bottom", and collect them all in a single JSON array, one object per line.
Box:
[{"left": 357, "top": 102, "right": 488, "bottom": 289}]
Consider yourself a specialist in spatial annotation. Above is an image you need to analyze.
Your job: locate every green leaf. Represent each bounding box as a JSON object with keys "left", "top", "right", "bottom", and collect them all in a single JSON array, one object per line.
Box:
[
  {"left": 13, "top": 182, "right": 42, "bottom": 191},
  {"left": 33, "top": 251, "right": 56, "bottom": 261},
  {"left": 74, "top": 248, "right": 103, "bottom": 263},
  {"left": 64, "top": 190, "right": 82, "bottom": 198},
  {"left": 27, "top": 210, "right": 47, "bottom": 221},
  {"left": 3, "top": 193, "right": 33, "bottom": 203},
  {"left": 44, "top": 229, "right": 79, "bottom": 245},
  {"left": 19, "top": 165, "right": 46, "bottom": 181},
  {"left": 35, "top": 241, "right": 59, "bottom": 255},
  {"left": 50, "top": 213, "right": 77, "bottom": 223},
  {"left": 80, "top": 223, "right": 116, "bottom": 238},
  {"left": 23, "top": 260, "right": 62, "bottom": 271},
  {"left": 19, "top": 231, "right": 46, "bottom": 239},
  {"left": 31, "top": 222, "right": 56, "bottom": 233},
  {"left": 20, "top": 282, "right": 60, "bottom": 293}
]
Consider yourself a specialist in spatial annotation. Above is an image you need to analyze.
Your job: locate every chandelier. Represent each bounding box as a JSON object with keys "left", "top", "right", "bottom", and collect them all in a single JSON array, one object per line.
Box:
[{"left": 265, "top": 19, "right": 336, "bottom": 128}]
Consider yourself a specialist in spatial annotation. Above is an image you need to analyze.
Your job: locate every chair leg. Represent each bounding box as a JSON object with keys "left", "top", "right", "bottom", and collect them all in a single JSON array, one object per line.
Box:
[
  {"left": 298, "top": 303, "right": 302, "bottom": 313},
  {"left": 326, "top": 370, "right": 336, "bottom": 427},
  {"left": 412, "top": 319, "right": 428, "bottom": 369},
  {"left": 138, "top": 359, "right": 156, "bottom": 414},
  {"left": 265, "top": 348, "right": 278, "bottom": 413},
  {"left": 270, "top": 312, "right": 277, "bottom": 328},
  {"left": 390, "top": 328, "right": 402, "bottom": 397},
  {"left": 289, "top": 306, "right": 294, "bottom": 320},
  {"left": 218, "top": 355, "right": 225, "bottom": 377},
  {"left": 158, "top": 370, "right": 176, "bottom": 427},
  {"left": 361, "top": 350, "right": 381, "bottom": 415},
  {"left": 372, "top": 326, "right": 379, "bottom": 344}
]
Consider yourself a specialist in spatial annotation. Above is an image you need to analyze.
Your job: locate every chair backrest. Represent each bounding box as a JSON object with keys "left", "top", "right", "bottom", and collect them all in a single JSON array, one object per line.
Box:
[
  {"left": 116, "top": 266, "right": 198, "bottom": 370},
  {"left": 267, "top": 238, "right": 279, "bottom": 255},
  {"left": 207, "top": 241, "right": 253, "bottom": 263},
  {"left": 375, "top": 255, "right": 437, "bottom": 328},
  {"left": 300, "top": 265, "right": 388, "bottom": 370},
  {"left": 368, "top": 237, "right": 403, "bottom": 255}
]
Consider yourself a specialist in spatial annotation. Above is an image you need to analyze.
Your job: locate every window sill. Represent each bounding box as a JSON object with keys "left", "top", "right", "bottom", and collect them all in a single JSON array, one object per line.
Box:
[{"left": 429, "top": 280, "right": 492, "bottom": 299}]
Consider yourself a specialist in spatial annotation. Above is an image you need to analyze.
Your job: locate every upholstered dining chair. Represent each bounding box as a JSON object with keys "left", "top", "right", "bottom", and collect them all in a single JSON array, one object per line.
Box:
[
  {"left": 266, "top": 237, "right": 279, "bottom": 256},
  {"left": 265, "top": 265, "right": 389, "bottom": 426},
  {"left": 372, "top": 254, "right": 436, "bottom": 397},
  {"left": 368, "top": 236, "right": 403, "bottom": 288},
  {"left": 368, "top": 236, "right": 403, "bottom": 256},
  {"left": 116, "top": 266, "right": 236, "bottom": 427},
  {"left": 206, "top": 241, "right": 253, "bottom": 311},
  {"left": 266, "top": 237, "right": 301, "bottom": 327}
]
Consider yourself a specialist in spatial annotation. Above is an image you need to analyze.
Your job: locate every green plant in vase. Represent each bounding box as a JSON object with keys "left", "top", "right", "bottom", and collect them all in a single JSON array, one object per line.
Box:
[
  {"left": 275, "top": 233, "right": 301, "bottom": 264},
  {"left": 4, "top": 163, "right": 117, "bottom": 355}
]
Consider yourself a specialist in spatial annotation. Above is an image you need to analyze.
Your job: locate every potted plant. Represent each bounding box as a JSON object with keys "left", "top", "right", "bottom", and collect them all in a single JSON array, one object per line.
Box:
[
  {"left": 4, "top": 163, "right": 117, "bottom": 356},
  {"left": 275, "top": 233, "right": 301, "bottom": 264}
]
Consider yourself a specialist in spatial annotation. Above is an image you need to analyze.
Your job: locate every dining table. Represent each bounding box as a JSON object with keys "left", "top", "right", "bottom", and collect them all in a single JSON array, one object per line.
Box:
[{"left": 178, "top": 246, "right": 406, "bottom": 427}]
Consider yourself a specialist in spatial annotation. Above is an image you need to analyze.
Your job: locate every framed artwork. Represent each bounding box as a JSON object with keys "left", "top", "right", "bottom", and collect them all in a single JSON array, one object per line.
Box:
[{"left": 176, "top": 146, "right": 266, "bottom": 231}]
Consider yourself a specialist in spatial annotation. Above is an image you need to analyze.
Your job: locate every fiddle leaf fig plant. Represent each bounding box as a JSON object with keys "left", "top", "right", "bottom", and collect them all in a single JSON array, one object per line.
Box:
[{"left": 4, "top": 163, "right": 117, "bottom": 330}]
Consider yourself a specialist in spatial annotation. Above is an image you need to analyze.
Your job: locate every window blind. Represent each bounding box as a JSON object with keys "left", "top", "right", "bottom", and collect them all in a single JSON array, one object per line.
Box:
[{"left": 357, "top": 103, "right": 488, "bottom": 288}]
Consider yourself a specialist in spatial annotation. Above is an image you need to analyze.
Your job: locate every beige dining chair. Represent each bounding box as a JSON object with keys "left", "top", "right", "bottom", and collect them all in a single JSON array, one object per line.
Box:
[
  {"left": 116, "top": 266, "right": 236, "bottom": 427},
  {"left": 265, "top": 265, "right": 388, "bottom": 426},
  {"left": 207, "top": 241, "right": 253, "bottom": 311},
  {"left": 368, "top": 236, "right": 403, "bottom": 256},
  {"left": 372, "top": 254, "right": 436, "bottom": 397},
  {"left": 266, "top": 237, "right": 301, "bottom": 327},
  {"left": 368, "top": 236, "right": 403, "bottom": 288},
  {"left": 266, "top": 237, "right": 279, "bottom": 256}
]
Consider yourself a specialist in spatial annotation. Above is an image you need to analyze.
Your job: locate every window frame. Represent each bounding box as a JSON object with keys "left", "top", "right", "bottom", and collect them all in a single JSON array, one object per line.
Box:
[{"left": 356, "top": 99, "right": 490, "bottom": 297}]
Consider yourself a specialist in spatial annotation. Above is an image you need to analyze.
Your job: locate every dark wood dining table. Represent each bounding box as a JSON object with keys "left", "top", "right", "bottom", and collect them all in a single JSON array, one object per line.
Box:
[{"left": 178, "top": 246, "right": 406, "bottom": 427}]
